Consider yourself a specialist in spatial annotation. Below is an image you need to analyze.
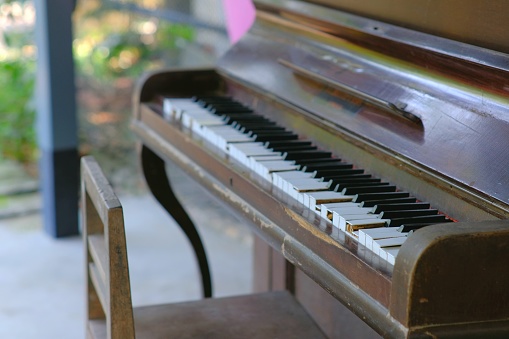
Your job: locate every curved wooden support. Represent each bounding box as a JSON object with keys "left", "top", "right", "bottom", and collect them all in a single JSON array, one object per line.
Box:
[
  {"left": 391, "top": 220, "right": 509, "bottom": 337},
  {"left": 140, "top": 144, "right": 212, "bottom": 298}
]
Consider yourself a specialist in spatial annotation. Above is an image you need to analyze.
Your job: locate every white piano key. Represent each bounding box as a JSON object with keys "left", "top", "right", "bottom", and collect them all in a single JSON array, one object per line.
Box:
[
  {"left": 321, "top": 202, "right": 361, "bottom": 210},
  {"left": 229, "top": 142, "right": 275, "bottom": 156},
  {"left": 285, "top": 178, "right": 324, "bottom": 200},
  {"left": 372, "top": 237, "right": 406, "bottom": 256},
  {"left": 272, "top": 171, "right": 313, "bottom": 190},
  {"left": 358, "top": 227, "right": 405, "bottom": 247},
  {"left": 163, "top": 98, "right": 201, "bottom": 119},
  {"left": 344, "top": 218, "right": 389, "bottom": 233},
  {"left": 274, "top": 172, "right": 313, "bottom": 191},
  {"left": 256, "top": 160, "right": 299, "bottom": 181},
  {"left": 251, "top": 155, "right": 286, "bottom": 162},
  {"left": 327, "top": 206, "right": 372, "bottom": 222},
  {"left": 307, "top": 191, "right": 354, "bottom": 211},
  {"left": 321, "top": 202, "right": 361, "bottom": 221},
  {"left": 336, "top": 213, "right": 385, "bottom": 232},
  {"left": 287, "top": 178, "right": 330, "bottom": 192},
  {"left": 385, "top": 248, "right": 400, "bottom": 265}
]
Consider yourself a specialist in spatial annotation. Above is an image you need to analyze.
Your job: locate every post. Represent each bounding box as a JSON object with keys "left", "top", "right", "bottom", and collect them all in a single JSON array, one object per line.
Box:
[{"left": 34, "top": 0, "right": 79, "bottom": 237}]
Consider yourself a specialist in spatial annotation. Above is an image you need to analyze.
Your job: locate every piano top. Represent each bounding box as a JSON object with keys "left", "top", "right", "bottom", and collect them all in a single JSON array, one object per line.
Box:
[{"left": 214, "top": 0, "right": 509, "bottom": 218}]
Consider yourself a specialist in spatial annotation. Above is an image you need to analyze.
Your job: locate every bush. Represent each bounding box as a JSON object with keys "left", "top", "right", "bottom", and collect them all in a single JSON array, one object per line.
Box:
[{"left": 0, "top": 53, "right": 37, "bottom": 165}]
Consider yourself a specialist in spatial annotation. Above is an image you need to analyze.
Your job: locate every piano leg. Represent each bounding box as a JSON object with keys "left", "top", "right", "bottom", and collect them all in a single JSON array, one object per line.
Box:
[{"left": 140, "top": 144, "right": 213, "bottom": 298}]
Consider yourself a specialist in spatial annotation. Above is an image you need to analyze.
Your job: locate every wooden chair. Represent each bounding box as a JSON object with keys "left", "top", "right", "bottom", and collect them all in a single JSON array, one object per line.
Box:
[{"left": 81, "top": 156, "right": 326, "bottom": 339}]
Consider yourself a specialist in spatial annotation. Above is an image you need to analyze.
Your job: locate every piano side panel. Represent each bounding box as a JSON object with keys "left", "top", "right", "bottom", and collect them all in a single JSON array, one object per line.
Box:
[{"left": 392, "top": 221, "right": 509, "bottom": 335}]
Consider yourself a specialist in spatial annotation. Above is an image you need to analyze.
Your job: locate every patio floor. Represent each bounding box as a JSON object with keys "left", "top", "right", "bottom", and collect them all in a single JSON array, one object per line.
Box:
[{"left": 0, "top": 160, "right": 253, "bottom": 338}]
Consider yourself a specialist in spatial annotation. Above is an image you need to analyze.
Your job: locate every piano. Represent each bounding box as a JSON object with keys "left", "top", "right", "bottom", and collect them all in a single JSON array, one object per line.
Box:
[{"left": 132, "top": 0, "right": 509, "bottom": 337}]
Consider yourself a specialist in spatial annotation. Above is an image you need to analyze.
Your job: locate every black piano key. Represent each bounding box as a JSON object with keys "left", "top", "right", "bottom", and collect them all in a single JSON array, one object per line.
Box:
[
  {"left": 270, "top": 145, "right": 317, "bottom": 152},
  {"left": 302, "top": 161, "right": 354, "bottom": 172},
  {"left": 224, "top": 117, "right": 269, "bottom": 126},
  {"left": 314, "top": 168, "right": 363, "bottom": 179},
  {"left": 329, "top": 178, "right": 381, "bottom": 186},
  {"left": 334, "top": 181, "right": 387, "bottom": 190},
  {"left": 360, "top": 197, "right": 417, "bottom": 207},
  {"left": 296, "top": 158, "right": 340, "bottom": 165},
  {"left": 239, "top": 125, "right": 286, "bottom": 133},
  {"left": 264, "top": 140, "right": 313, "bottom": 148},
  {"left": 248, "top": 130, "right": 292, "bottom": 137},
  {"left": 193, "top": 96, "right": 232, "bottom": 104},
  {"left": 372, "top": 202, "right": 431, "bottom": 214},
  {"left": 387, "top": 214, "right": 448, "bottom": 227},
  {"left": 354, "top": 192, "right": 410, "bottom": 203},
  {"left": 342, "top": 185, "right": 397, "bottom": 195},
  {"left": 254, "top": 133, "right": 299, "bottom": 142},
  {"left": 233, "top": 121, "right": 278, "bottom": 130},
  {"left": 223, "top": 114, "right": 266, "bottom": 122},
  {"left": 204, "top": 101, "right": 247, "bottom": 107},
  {"left": 283, "top": 150, "right": 333, "bottom": 161},
  {"left": 379, "top": 209, "right": 438, "bottom": 219},
  {"left": 210, "top": 106, "right": 253, "bottom": 114},
  {"left": 397, "top": 222, "right": 451, "bottom": 233}
]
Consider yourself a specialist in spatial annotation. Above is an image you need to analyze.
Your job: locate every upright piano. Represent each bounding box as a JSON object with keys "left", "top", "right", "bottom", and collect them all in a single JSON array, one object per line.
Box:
[{"left": 132, "top": 0, "right": 509, "bottom": 337}]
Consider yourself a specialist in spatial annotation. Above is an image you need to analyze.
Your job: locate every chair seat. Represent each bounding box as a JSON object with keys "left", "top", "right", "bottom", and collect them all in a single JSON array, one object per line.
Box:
[{"left": 89, "top": 291, "right": 326, "bottom": 338}]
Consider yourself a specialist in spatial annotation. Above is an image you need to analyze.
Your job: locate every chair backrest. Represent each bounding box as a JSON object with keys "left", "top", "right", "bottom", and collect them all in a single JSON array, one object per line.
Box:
[{"left": 81, "top": 156, "right": 135, "bottom": 339}]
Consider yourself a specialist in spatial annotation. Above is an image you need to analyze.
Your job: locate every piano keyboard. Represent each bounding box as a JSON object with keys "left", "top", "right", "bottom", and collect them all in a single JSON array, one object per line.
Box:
[{"left": 163, "top": 96, "right": 453, "bottom": 265}]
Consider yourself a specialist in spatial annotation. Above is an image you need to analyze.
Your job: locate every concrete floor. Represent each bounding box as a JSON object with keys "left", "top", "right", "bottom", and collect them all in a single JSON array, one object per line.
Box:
[{"left": 0, "top": 161, "right": 253, "bottom": 338}]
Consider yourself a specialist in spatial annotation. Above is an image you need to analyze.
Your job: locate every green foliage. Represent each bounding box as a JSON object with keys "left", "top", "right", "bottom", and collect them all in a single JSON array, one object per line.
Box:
[
  {"left": 74, "top": 8, "right": 196, "bottom": 84},
  {"left": 0, "top": 57, "right": 36, "bottom": 164}
]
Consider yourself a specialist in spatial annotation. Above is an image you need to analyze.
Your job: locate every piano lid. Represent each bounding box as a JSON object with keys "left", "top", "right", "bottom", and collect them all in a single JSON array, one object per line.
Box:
[{"left": 217, "top": 0, "right": 509, "bottom": 214}]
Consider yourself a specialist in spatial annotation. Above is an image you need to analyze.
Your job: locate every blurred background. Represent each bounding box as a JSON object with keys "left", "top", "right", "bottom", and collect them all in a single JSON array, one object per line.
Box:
[{"left": 0, "top": 1, "right": 254, "bottom": 337}]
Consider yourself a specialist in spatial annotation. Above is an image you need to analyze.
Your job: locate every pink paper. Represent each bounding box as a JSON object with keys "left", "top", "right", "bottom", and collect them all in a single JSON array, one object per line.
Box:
[{"left": 223, "top": 0, "right": 256, "bottom": 43}]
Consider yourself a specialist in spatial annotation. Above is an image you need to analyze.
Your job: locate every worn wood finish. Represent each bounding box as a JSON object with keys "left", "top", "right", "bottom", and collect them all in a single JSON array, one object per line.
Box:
[
  {"left": 81, "top": 156, "right": 135, "bottom": 339},
  {"left": 82, "top": 157, "right": 326, "bottom": 338},
  {"left": 131, "top": 291, "right": 326, "bottom": 338}
]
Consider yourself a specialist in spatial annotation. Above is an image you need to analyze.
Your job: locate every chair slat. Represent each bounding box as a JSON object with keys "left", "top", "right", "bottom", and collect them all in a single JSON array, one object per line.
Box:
[
  {"left": 89, "top": 262, "right": 109, "bottom": 313},
  {"left": 88, "top": 234, "right": 108, "bottom": 283}
]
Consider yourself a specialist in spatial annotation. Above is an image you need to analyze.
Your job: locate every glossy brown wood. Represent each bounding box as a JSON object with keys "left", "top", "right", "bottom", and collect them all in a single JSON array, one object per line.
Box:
[
  {"left": 277, "top": 0, "right": 509, "bottom": 54},
  {"left": 217, "top": 12, "right": 509, "bottom": 221}
]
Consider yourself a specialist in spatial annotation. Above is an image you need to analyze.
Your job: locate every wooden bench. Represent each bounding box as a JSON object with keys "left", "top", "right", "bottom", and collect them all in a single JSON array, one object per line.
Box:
[{"left": 81, "top": 156, "right": 326, "bottom": 338}]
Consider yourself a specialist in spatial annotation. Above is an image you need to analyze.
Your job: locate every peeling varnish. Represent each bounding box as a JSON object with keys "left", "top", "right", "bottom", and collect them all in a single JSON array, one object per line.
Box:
[
  {"left": 283, "top": 205, "right": 343, "bottom": 248},
  {"left": 211, "top": 182, "right": 278, "bottom": 232}
]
